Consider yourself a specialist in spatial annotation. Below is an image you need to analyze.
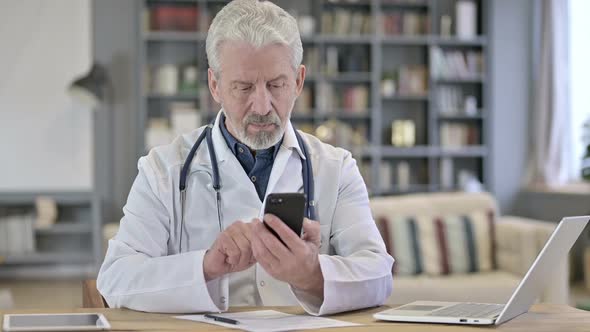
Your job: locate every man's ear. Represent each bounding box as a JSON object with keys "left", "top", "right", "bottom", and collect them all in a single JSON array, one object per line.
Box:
[
  {"left": 208, "top": 68, "right": 222, "bottom": 104},
  {"left": 295, "top": 64, "right": 306, "bottom": 97}
]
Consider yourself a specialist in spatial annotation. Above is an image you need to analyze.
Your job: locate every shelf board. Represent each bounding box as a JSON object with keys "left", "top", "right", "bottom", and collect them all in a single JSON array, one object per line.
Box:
[
  {"left": 334, "top": 112, "right": 372, "bottom": 120},
  {"left": 301, "top": 36, "right": 318, "bottom": 44},
  {"left": 355, "top": 147, "right": 374, "bottom": 158},
  {"left": 316, "top": 112, "right": 372, "bottom": 121},
  {"left": 438, "top": 146, "right": 488, "bottom": 157},
  {"left": 145, "top": 0, "right": 199, "bottom": 3},
  {"left": 0, "top": 264, "right": 96, "bottom": 278},
  {"left": 382, "top": 94, "right": 429, "bottom": 101},
  {"left": 291, "top": 114, "right": 316, "bottom": 122},
  {"left": 323, "top": 72, "right": 372, "bottom": 83},
  {"left": 322, "top": 0, "right": 372, "bottom": 7},
  {"left": 316, "top": 35, "right": 374, "bottom": 44},
  {"left": 434, "top": 76, "right": 486, "bottom": 84},
  {"left": 35, "top": 223, "right": 93, "bottom": 235},
  {"left": 381, "top": 35, "right": 430, "bottom": 45},
  {"left": 146, "top": 93, "right": 200, "bottom": 100},
  {"left": 0, "top": 252, "right": 93, "bottom": 265},
  {"left": 306, "top": 73, "right": 372, "bottom": 83},
  {"left": 0, "top": 191, "right": 94, "bottom": 205},
  {"left": 144, "top": 31, "right": 206, "bottom": 42},
  {"left": 291, "top": 112, "right": 371, "bottom": 122},
  {"left": 438, "top": 114, "right": 484, "bottom": 121},
  {"left": 431, "top": 36, "right": 488, "bottom": 47},
  {"left": 381, "top": 0, "right": 429, "bottom": 8},
  {"left": 381, "top": 146, "right": 434, "bottom": 157}
]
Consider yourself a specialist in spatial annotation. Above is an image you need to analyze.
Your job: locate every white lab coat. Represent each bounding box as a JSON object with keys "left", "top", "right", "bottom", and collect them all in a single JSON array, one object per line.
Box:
[{"left": 97, "top": 111, "right": 394, "bottom": 315}]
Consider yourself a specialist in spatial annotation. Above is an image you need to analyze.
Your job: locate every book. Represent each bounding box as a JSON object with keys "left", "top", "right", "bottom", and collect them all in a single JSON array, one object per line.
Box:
[
  {"left": 381, "top": 11, "right": 429, "bottom": 35},
  {"left": 322, "top": 10, "right": 372, "bottom": 35},
  {"left": 380, "top": 162, "right": 393, "bottom": 191},
  {"left": 440, "top": 157, "right": 454, "bottom": 189},
  {"left": 430, "top": 46, "right": 484, "bottom": 79},
  {"left": 397, "top": 65, "right": 428, "bottom": 96},
  {"left": 440, "top": 123, "right": 479, "bottom": 147},
  {"left": 149, "top": 5, "right": 199, "bottom": 32},
  {"left": 343, "top": 86, "right": 369, "bottom": 113},
  {"left": 294, "top": 86, "right": 313, "bottom": 115},
  {"left": 170, "top": 102, "right": 201, "bottom": 137}
]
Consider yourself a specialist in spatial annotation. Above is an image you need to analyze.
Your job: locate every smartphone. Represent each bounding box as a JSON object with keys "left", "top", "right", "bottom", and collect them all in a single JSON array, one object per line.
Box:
[{"left": 263, "top": 193, "right": 306, "bottom": 242}]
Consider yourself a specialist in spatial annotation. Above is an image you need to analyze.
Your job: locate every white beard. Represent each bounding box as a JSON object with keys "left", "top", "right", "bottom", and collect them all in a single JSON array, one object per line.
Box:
[{"left": 223, "top": 109, "right": 286, "bottom": 150}]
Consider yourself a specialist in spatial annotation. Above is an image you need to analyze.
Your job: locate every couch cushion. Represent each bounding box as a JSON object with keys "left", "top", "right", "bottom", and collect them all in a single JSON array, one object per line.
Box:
[
  {"left": 386, "top": 271, "right": 520, "bottom": 304},
  {"left": 376, "top": 211, "right": 496, "bottom": 276},
  {"left": 371, "top": 192, "right": 498, "bottom": 276}
]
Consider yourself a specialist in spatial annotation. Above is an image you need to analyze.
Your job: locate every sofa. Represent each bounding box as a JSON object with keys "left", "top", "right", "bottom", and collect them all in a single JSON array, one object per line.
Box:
[{"left": 370, "top": 192, "right": 568, "bottom": 305}]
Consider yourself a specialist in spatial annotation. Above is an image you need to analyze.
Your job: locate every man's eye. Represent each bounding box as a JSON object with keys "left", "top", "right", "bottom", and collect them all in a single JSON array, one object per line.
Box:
[
  {"left": 270, "top": 83, "right": 283, "bottom": 89},
  {"left": 240, "top": 86, "right": 252, "bottom": 92}
]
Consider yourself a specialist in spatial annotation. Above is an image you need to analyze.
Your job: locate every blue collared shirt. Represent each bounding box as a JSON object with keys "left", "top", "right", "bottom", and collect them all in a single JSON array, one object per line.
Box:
[{"left": 219, "top": 114, "right": 282, "bottom": 201}]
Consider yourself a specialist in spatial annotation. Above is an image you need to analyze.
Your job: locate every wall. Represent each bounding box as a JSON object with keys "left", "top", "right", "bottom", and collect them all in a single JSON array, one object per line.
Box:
[
  {"left": 0, "top": 1, "right": 92, "bottom": 191},
  {"left": 489, "top": 0, "right": 533, "bottom": 213},
  {"left": 92, "top": 0, "right": 140, "bottom": 223}
]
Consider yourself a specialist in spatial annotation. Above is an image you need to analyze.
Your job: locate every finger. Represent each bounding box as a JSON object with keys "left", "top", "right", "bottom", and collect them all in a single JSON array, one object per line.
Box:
[
  {"left": 228, "top": 222, "right": 253, "bottom": 254},
  {"left": 264, "top": 214, "right": 305, "bottom": 252},
  {"left": 301, "top": 218, "right": 321, "bottom": 246},
  {"left": 219, "top": 232, "right": 241, "bottom": 266},
  {"left": 256, "top": 218, "right": 295, "bottom": 259},
  {"left": 229, "top": 230, "right": 253, "bottom": 268},
  {"left": 246, "top": 220, "right": 259, "bottom": 264},
  {"left": 251, "top": 223, "right": 280, "bottom": 268}
]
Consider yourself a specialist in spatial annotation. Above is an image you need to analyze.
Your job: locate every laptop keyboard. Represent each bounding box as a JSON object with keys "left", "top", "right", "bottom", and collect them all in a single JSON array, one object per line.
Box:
[{"left": 427, "top": 303, "right": 504, "bottom": 318}]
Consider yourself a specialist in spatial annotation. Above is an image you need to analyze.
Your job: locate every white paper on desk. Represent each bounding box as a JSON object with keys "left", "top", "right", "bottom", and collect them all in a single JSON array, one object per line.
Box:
[{"left": 175, "top": 310, "right": 361, "bottom": 332}]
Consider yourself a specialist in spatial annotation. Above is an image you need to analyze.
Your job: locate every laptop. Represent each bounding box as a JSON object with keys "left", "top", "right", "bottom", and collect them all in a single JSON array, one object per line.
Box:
[{"left": 374, "top": 215, "right": 589, "bottom": 326}]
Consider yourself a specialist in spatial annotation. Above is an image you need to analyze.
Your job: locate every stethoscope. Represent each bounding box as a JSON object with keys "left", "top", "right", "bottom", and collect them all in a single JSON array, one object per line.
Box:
[{"left": 177, "top": 123, "right": 316, "bottom": 252}]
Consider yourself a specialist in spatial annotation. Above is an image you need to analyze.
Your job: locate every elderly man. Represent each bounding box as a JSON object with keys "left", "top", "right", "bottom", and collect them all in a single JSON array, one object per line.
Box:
[{"left": 97, "top": 0, "right": 393, "bottom": 316}]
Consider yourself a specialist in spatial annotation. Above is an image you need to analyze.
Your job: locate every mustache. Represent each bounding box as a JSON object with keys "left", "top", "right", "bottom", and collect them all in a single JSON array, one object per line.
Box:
[{"left": 243, "top": 113, "right": 280, "bottom": 126}]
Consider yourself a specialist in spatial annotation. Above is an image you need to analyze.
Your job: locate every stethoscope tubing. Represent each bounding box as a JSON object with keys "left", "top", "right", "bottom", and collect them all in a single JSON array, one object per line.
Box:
[{"left": 178, "top": 124, "right": 315, "bottom": 252}]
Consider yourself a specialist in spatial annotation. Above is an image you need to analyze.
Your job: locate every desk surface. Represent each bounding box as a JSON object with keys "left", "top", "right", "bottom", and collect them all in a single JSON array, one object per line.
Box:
[{"left": 1, "top": 304, "right": 590, "bottom": 331}]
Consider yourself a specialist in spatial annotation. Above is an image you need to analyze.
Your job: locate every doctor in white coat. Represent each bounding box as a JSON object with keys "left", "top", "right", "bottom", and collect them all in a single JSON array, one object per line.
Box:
[{"left": 97, "top": 0, "right": 394, "bottom": 316}]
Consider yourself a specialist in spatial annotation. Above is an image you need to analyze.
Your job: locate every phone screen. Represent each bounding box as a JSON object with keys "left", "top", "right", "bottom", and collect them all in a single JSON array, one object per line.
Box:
[
  {"left": 263, "top": 193, "right": 306, "bottom": 241},
  {"left": 6, "top": 314, "right": 108, "bottom": 330}
]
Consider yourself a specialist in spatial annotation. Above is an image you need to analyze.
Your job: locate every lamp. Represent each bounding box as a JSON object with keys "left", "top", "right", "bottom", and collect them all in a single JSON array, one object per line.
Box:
[{"left": 68, "top": 63, "right": 110, "bottom": 109}]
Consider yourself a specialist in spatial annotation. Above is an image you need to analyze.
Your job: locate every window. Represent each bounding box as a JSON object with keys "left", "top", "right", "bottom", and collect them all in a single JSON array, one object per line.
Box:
[{"left": 569, "top": 0, "right": 590, "bottom": 181}]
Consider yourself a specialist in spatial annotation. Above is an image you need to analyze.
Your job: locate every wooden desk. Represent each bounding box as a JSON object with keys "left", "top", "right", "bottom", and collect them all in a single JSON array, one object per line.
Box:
[{"left": 1, "top": 304, "right": 589, "bottom": 331}]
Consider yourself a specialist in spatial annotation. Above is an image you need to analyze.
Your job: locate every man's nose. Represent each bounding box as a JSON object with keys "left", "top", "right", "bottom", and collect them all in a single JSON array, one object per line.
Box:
[{"left": 250, "top": 84, "right": 272, "bottom": 115}]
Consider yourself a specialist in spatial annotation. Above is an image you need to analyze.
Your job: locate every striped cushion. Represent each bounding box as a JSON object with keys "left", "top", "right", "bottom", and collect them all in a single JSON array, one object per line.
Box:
[{"left": 376, "top": 210, "right": 496, "bottom": 275}]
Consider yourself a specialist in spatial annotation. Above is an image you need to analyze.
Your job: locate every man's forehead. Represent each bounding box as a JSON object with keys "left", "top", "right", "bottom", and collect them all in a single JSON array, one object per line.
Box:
[
  {"left": 229, "top": 74, "right": 289, "bottom": 84},
  {"left": 218, "top": 41, "right": 292, "bottom": 66}
]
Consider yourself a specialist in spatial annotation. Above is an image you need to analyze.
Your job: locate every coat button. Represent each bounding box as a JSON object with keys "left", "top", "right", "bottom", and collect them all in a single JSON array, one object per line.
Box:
[
  {"left": 259, "top": 281, "right": 265, "bottom": 287},
  {"left": 238, "top": 147, "right": 244, "bottom": 153},
  {"left": 251, "top": 176, "right": 257, "bottom": 182},
  {"left": 220, "top": 296, "right": 226, "bottom": 303}
]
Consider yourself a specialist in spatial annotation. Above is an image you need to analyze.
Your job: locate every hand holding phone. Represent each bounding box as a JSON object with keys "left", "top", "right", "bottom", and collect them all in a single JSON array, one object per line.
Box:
[{"left": 263, "top": 193, "right": 305, "bottom": 242}]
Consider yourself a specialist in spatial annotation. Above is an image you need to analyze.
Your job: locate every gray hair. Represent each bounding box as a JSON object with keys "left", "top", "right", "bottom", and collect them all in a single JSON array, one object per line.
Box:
[{"left": 205, "top": 0, "right": 303, "bottom": 77}]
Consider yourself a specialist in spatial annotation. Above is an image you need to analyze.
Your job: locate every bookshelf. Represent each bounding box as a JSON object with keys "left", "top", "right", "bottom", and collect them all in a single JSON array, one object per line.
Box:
[
  {"left": 135, "top": 0, "right": 490, "bottom": 196},
  {"left": 0, "top": 191, "right": 102, "bottom": 278}
]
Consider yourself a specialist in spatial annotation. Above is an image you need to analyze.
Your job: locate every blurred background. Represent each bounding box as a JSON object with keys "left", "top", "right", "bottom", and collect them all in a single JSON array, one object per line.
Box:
[{"left": 0, "top": 0, "right": 589, "bottom": 311}]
